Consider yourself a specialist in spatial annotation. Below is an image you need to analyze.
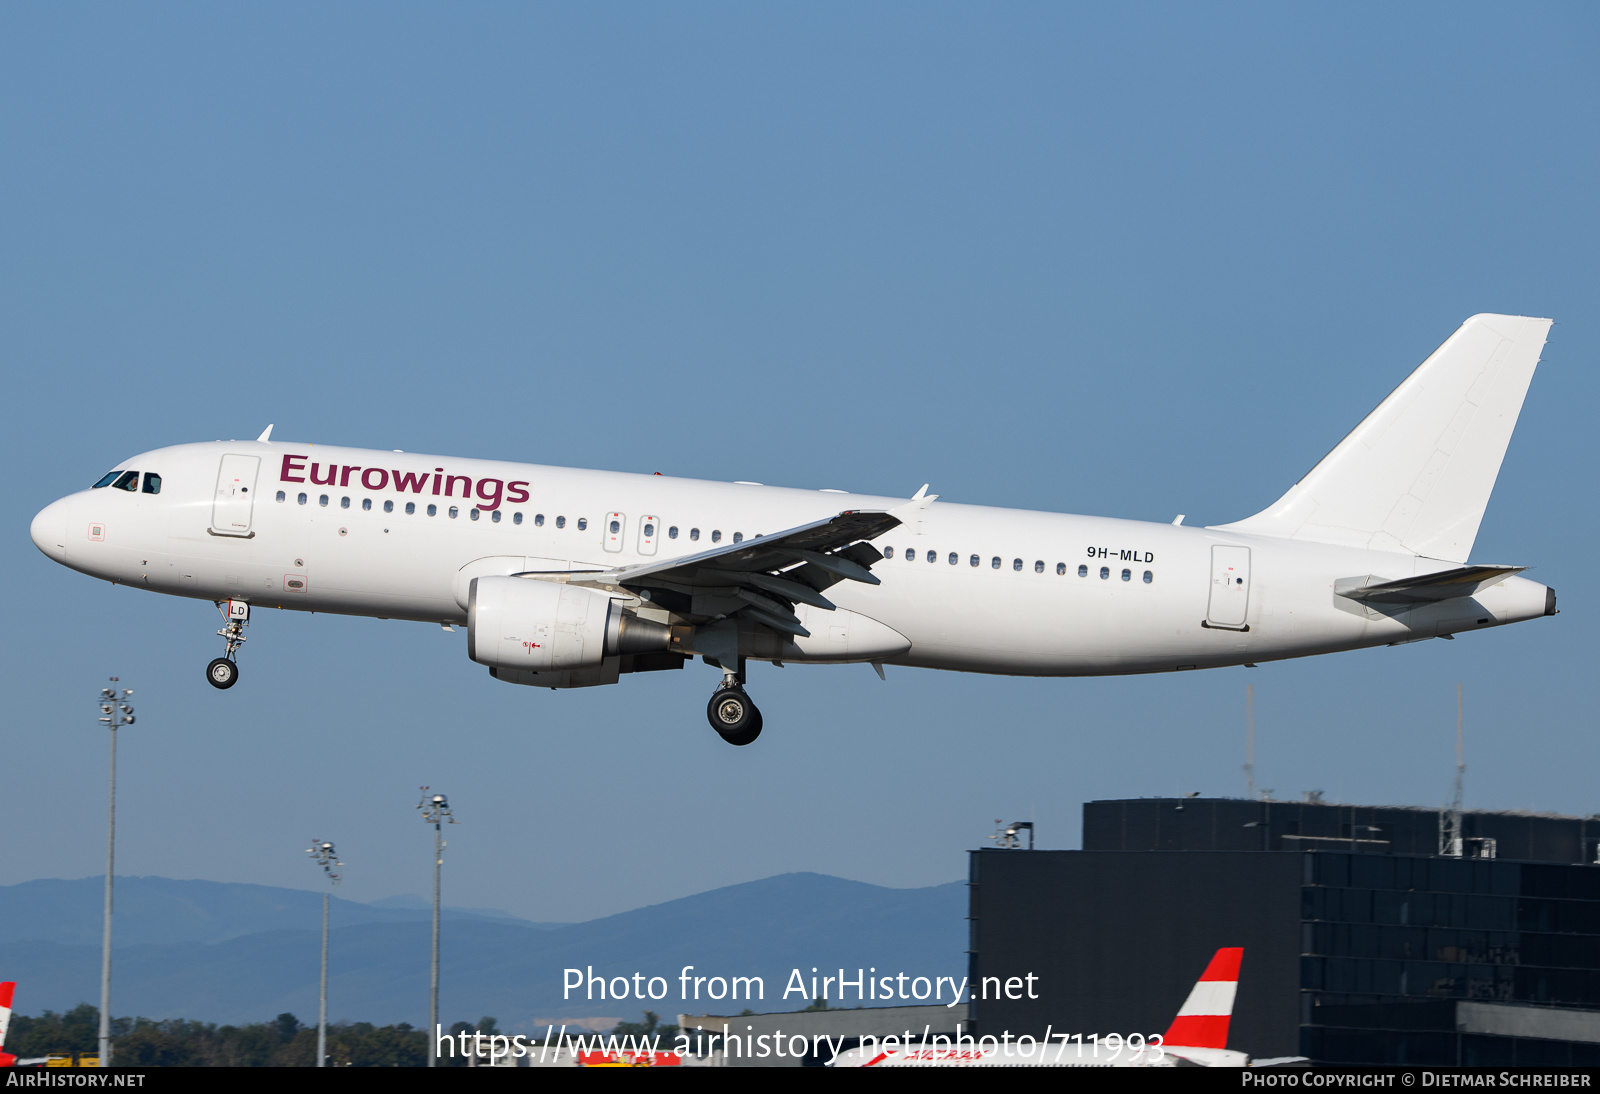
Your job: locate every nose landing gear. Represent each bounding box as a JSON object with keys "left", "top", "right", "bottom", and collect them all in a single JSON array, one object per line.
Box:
[
  {"left": 706, "top": 661, "right": 762, "bottom": 745},
  {"left": 207, "top": 600, "right": 248, "bottom": 690}
]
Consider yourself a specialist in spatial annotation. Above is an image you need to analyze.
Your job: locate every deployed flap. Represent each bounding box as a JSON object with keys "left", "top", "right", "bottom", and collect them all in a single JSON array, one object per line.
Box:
[
  {"left": 579, "top": 509, "right": 900, "bottom": 639},
  {"left": 1216, "top": 315, "right": 1551, "bottom": 563},
  {"left": 1335, "top": 564, "right": 1524, "bottom": 605}
]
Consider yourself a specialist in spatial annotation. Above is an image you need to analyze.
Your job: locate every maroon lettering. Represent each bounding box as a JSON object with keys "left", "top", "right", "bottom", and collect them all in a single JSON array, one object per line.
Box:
[
  {"left": 506, "top": 481, "right": 530, "bottom": 504},
  {"left": 431, "top": 469, "right": 444, "bottom": 496},
  {"left": 444, "top": 475, "right": 471, "bottom": 498},
  {"left": 340, "top": 465, "right": 359, "bottom": 487},
  {"left": 393, "top": 470, "right": 430, "bottom": 494},
  {"left": 476, "top": 478, "right": 503, "bottom": 510},
  {"left": 361, "top": 467, "right": 389, "bottom": 491},
  {"left": 280, "top": 455, "right": 307, "bottom": 483},
  {"left": 310, "top": 462, "right": 337, "bottom": 486}
]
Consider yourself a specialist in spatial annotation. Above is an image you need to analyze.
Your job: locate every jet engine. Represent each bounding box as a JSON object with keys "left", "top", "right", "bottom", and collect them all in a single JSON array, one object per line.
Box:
[{"left": 467, "top": 575, "right": 671, "bottom": 672}]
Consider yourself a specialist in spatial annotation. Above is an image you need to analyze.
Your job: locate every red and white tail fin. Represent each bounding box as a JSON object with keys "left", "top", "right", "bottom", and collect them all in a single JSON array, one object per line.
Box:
[
  {"left": 0, "top": 981, "right": 15, "bottom": 1067},
  {"left": 1161, "top": 949, "right": 1242, "bottom": 1050}
]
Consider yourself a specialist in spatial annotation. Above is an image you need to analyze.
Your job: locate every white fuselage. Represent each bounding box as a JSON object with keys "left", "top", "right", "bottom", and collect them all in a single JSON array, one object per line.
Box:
[{"left": 30, "top": 440, "right": 1554, "bottom": 678}]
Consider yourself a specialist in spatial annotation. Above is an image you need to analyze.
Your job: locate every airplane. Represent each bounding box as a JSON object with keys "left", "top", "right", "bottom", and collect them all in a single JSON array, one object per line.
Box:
[
  {"left": 30, "top": 314, "right": 1556, "bottom": 746},
  {"left": 828, "top": 947, "right": 1249, "bottom": 1067}
]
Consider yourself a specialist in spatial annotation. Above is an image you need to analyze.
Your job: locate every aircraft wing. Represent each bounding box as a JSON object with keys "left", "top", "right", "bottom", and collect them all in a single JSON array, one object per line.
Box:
[
  {"left": 575, "top": 509, "right": 900, "bottom": 637},
  {"left": 1334, "top": 565, "right": 1525, "bottom": 605}
]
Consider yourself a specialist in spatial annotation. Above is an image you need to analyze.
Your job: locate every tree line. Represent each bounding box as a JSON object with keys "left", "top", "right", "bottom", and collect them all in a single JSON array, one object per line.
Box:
[{"left": 7, "top": 1005, "right": 516, "bottom": 1067}]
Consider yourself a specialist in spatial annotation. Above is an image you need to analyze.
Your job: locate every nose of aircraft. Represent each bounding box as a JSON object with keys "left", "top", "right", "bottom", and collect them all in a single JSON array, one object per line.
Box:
[{"left": 30, "top": 497, "right": 71, "bottom": 563}]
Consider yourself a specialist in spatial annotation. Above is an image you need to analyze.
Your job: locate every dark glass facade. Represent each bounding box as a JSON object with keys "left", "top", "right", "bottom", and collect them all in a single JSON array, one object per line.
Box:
[{"left": 967, "top": 799, "right": 1600, "bottom": 1065}]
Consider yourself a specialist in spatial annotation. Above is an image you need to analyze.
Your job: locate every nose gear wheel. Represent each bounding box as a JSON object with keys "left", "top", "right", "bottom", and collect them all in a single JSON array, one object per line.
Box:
[{"left": 707, "top": 686, "right": 762, "bottom": 746}]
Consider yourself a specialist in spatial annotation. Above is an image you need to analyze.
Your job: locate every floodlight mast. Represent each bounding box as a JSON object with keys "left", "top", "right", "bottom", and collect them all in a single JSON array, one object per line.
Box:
[
  {"left": 305, "top": 839, "right": 343, "bottom": 1068},
  {"left": 96, "top": 679, "right": 133, "bottom": 1068},
  {"left": 417, "top": 789, "right": 455, "bottom": 1067}
]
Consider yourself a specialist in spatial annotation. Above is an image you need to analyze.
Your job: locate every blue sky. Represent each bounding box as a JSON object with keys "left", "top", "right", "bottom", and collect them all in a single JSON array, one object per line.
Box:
[{"left": 3, "top": 3, "right": 1597, "bottom": 923}]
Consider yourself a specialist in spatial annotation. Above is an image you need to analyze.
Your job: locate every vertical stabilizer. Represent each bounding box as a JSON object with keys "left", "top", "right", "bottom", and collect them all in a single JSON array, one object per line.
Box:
[
  {"left": 1216, "top": 314, "right": 1550, "bottom": 563},
  {"left": 1162, "top": 948, "right": 1242, "bottom": 1049},
  {"left": 0, "top": 981, "right": 15, "bottom": 1067}
]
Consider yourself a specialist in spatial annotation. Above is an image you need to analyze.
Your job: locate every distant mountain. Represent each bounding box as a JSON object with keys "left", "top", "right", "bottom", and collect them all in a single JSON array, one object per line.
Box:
[
  {"left": 0, "top": 877, "right": 559, "bottom": 947},
  {"left": 0, "top": 873, "right": 965, "bottom": 1029}
]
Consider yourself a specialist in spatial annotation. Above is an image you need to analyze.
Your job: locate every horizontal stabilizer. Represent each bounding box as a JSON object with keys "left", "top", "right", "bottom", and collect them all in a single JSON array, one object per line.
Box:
[
  {"left": 1334, "top": 565, "right": 1524, "bottom": 605},
  {"left": 1217, "top": 315, "right": 1551, "bottom": 563}
]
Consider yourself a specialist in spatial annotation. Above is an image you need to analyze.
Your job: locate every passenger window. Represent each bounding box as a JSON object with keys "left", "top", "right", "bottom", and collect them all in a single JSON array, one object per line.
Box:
[
  {"left": 1056, "top": 562, "right": 1066, "bottom": 576},
  {"left": 320, "top": 495, "right": 329, "bottom": 507},
  {"left": 733, "top": 532, "right": 743, "bottom": 543},
  {"left": 711, "top": 530, "right": 722, "bottom": 543},
  {"left": 535, "top": 514, "right": 545, "bottom": 527},
  {"left": 906, "top": 549, "right": 916, "bottom": 563},
  {"left": 363, "top": 498, "right": 373, "bottom": 511},
  {"left": 405, "top": 502, "right": 416, "bottom": 515},
  {"left": 471, "top": 509, "right": 481, "bottom": 521},
  {"left": 991, "top": 556, "right": 1001, "bottom": 569},
  {"left": 427, "top": 504, "right": 437, "bottom": 517},
  {"left": 925, "top": 550, "right": 935, "bottom": 563},
  {"left": 1034, "top": 560, "right": 1044, "bottom": 573},
  {"left": 449, "top": 507, "right": 459, "bottom": 519},
  {"left": 513, "top": 512, "right": 523, "bottom": 525},
  {"left": 142, "top": 473, "right": 162, "bottom": 495},
  {"left": 690, "top": 528, "right": 699, "bottom": 541},
  {"left": 643, "top": 522, "right": 654, "bottom": 537},
  {"left": 340, "top": 497, "right": 350, "bottom": 509},
  {"left": 556, "top": 516, "right": 566, "bottom": 529},
  {"left": 610, "top": 520, "right": 620, "bottom": 533},
  {"left": 1143, "top": 570, "right": 1153, "bottom": 584},
  {"left": 1100, "top": 566, "right": 1109, "bottom": 579},
  {"left": 383, "top": 500, "right": 393, "bottom": 513},
  {"left": 93, "top": 471, "right": 122, "bottom": 489},
  {"left": 948, "top": 553, "right": 958, "bottom": 565},
  {"left": 885, "top": 546, "right": 894, "bottom": 558},
  {"left": 970, "top": 555, "right": 979, "bottom": 567},
  {"left": 668, "top": 526, "right": 678, "bottom": 539},
  {"left": 1012, "top": 558, "right": 1022, "bottom": 571},
  {"left": 577, "top": 518, "right": 588, "bottom": 531},
  {"left": 1121, "top": 568, "right": 1131, "bottom": 581},
  {"left": 298, "top": 493, "right": 308, "bottom": 505},
  {"left": 276, "top": 490, "right": 286, "bottom": 503},
  {"left": 492, "top": 510, "right": 502, "bottom": 523},
  {"left": 1078, "top": 564, "right": 1088, "bottom": 577}
]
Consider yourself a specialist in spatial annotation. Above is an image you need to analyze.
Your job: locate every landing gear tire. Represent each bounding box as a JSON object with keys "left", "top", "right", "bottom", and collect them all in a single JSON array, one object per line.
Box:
[
  {"left": 206, "top": 657, "right": 239, "bottom": 690},
  {"left": 708, "top": 688, "right": 762, "bottom": 746}
]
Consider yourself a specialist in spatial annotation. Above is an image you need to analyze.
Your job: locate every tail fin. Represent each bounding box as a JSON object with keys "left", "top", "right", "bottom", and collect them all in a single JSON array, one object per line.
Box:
[
  {"left": 1162, "top": 948, "right": 1241, "bottom": 1050},
  {"left": 0, "top": 981, "right": 15, "bottom": 1067},
  {"left": 1216, "top": 314, "right": 1551, "bottom": 563}
]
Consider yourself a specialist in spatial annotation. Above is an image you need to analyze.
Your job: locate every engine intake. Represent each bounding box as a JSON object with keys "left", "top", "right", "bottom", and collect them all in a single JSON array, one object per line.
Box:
[{"left": 467, "top": 576, "right": 671, "bottom": 672}]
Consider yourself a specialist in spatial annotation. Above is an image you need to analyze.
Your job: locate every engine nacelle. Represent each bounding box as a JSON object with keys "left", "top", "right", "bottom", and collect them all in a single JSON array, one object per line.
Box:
[{"left": 467, "top": 576, "right": 670, "bottom": 672}]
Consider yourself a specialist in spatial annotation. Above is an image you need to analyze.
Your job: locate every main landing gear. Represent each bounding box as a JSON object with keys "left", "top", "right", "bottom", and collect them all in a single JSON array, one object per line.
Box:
[
  {"left": 706, "top": 660, "right": 762, "bottom": 746},
  {"left": 207, "top": 600, "right": 249, "bottom": 690}
]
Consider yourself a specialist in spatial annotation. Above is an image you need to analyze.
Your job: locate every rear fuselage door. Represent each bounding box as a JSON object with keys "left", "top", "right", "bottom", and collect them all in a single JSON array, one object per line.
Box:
[
  {"left": 211, "top": 454, "right": 261, "bottom": 537},
  {"left": 1206, "top": 545, "right": 1251, "bottom": 629}
]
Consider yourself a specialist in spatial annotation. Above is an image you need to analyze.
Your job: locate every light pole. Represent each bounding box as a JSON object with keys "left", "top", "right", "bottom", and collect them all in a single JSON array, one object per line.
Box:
[
  {"left": 306, "top": 839, "right": 343, "bottom": 1068},
  {"left": 96, "top": 679, "right": 133, "bottom": 1068},
  {"left": 417, "top": 789, "right": 455, "bottom": 1068}
]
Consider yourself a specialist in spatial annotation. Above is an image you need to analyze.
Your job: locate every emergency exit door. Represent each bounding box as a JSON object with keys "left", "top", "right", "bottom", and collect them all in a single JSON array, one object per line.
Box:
[
  {"left": 210, "top": 454, "right": 260, "bottom": 537},
  {"left": 1206, "top": 545, "right": 1251, "bottom": 629}
]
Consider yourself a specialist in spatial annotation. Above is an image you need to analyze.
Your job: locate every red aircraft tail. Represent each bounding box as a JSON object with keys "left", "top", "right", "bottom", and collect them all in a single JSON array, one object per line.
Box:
[{"left": 1161, "top": 949, "right": 1242, "bottom": 1050}]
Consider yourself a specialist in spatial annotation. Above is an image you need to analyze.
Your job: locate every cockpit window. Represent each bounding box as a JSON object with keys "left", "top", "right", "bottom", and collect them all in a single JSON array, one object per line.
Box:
[
  {"left": 141, "top": 473, "right": 162, "bottom": 495},
  {"left": 93, "top": 471, "right": 122, "bottom": 488},
  {"left": 111, "top": 471, "right": 139, "bottom": 492}
]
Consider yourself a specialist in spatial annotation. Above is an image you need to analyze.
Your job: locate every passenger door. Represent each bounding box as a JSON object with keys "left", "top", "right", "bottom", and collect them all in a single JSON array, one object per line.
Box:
[{"left": 210, "top": 454, "right": 261, "bottom": 537}]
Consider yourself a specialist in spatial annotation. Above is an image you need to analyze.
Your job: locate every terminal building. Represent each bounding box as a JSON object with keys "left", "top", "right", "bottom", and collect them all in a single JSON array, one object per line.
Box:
[{"left": 968, "top": 798, "right": 1600, "bottom": 1065}]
